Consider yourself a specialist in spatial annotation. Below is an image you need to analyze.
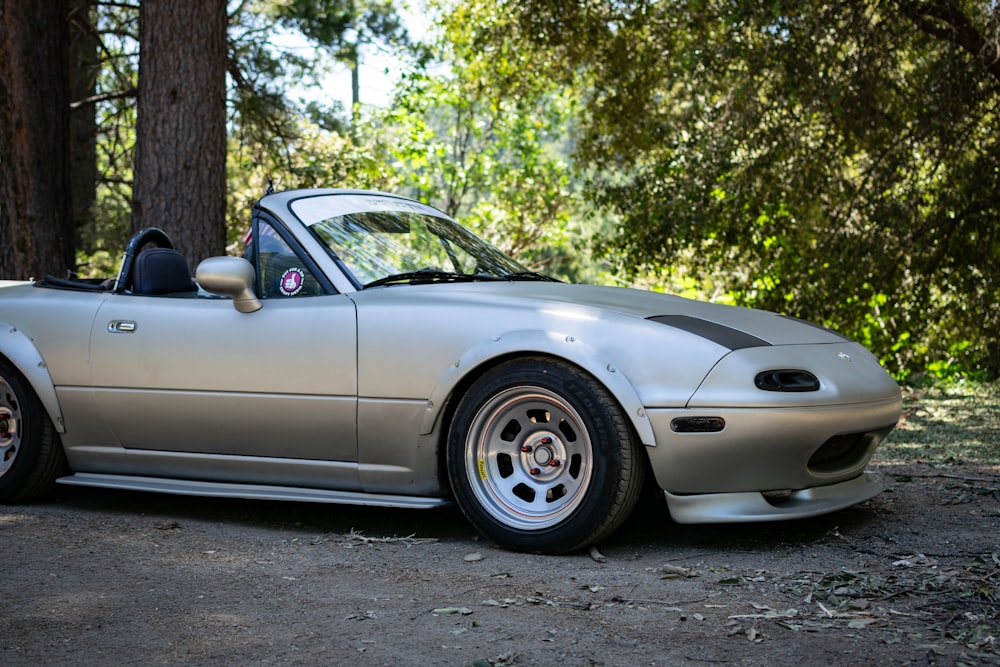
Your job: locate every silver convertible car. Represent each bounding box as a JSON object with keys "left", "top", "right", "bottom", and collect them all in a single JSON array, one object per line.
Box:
[{"left": 0, "top": 189, "right": 901, "bottom": 553}]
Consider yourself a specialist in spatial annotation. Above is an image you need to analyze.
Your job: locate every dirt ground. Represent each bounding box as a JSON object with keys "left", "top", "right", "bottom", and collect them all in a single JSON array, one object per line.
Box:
[{"left": 1, "top": 459, "right": 997, "bottom": 667}]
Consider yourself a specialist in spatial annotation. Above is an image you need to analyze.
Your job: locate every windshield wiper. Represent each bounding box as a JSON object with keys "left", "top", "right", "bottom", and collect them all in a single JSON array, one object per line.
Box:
[
  {"left": 504, "top": 271, "right": 560, "bottom": 282},
  {"left": 364, "top": 268, "right": 503, "bottom": 289},
  {"left": 364, "top": 268, "right": 559, "bottom": 289}
]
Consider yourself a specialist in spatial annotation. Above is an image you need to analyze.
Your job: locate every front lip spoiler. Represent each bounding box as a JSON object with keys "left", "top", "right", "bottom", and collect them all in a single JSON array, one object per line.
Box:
[{"left": 664, "top": 473, "right": 882, "bottom": 524}]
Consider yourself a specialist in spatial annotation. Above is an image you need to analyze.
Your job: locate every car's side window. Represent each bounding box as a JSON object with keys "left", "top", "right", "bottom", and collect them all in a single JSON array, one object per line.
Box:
[{"left": 254, "top": 222, "right": 325, "bottom": 298}]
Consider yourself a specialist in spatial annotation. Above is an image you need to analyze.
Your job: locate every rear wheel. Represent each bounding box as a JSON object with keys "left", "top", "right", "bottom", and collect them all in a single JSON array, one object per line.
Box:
[
  {"left": 0, "top": 360, "right": 67, "bottom": 502},
  {"left": 446, "top": 358, "right": 644, "bottom": 553}
]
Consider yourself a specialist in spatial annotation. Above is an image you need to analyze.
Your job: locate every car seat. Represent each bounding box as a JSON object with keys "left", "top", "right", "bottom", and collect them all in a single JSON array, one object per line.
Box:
[{"left": 131, "top": 248, "right": 197, "bottom": 295}]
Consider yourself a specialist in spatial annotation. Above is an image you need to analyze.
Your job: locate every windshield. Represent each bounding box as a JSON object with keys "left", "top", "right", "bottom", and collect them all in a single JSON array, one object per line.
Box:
[{"left": 290, "top": 193, "right": 541, "bottom": 288}]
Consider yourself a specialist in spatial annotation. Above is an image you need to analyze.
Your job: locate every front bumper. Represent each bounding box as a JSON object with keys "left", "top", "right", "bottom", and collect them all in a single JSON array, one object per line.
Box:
[
  {"left": 643, "top": 396, "right": 901, "bottom": 495},
  {"left": 664, "top": 472, "right": 882, "bottom": 524}
]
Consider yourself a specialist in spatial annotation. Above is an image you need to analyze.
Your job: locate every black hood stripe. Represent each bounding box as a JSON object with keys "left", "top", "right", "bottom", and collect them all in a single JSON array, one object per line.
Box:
[
  {"left": 648, "top": 315, "right": 771, "bottom": 350},
  {"left": 778, "top": 314, "right": 851, "bottom": 342}
]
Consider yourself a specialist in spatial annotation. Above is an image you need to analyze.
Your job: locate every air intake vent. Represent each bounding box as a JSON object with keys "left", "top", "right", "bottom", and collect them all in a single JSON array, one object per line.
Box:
[
  {"left": 754, "top": 369, "right": 820, "bottom": 392},
  {"left": 670, "top": 416, "right": 726, "bottom": 433},
  {"left": 808, "top": 424, "right": 895, "bottom": 472}
]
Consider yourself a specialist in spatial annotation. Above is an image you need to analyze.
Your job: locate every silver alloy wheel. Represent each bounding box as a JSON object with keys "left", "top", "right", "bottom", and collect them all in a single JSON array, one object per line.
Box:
[
  {"left": 0, "top": 377, "right": 21, "bottom": 478},
  {"left": 464, "top": 385, "right": 594, "bottom": 531}
]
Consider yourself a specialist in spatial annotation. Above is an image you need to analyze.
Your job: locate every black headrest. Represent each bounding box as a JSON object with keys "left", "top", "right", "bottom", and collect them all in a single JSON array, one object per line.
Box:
[{"left": 132, "top": 248, "right": 196, "bottom": 295}]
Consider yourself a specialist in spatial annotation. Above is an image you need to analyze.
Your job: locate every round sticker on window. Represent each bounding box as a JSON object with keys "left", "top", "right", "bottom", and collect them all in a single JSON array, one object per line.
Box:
[{"left": 279, "top": 268, "right": 305, "bottom": 296}]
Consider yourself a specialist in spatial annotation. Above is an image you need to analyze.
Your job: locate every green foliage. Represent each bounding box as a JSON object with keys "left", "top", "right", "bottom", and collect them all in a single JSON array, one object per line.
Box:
[
  {"left": 466, "top": 0, "right": 1000, "bottom": 379},
  {"left": 75, "top": 0, "right": 408, "bottom": 273},
  {"left": 75, "top": 3, "right": 140, "bottom": 278},
  {"left": 226, "top": 118, "right": 395, "bottom": 251},
  {"left": 352, "top": 7, "right": 587, "bottom": 278},
  {"left": 264, "top": 0, "right": 406, "bottom": 52}
]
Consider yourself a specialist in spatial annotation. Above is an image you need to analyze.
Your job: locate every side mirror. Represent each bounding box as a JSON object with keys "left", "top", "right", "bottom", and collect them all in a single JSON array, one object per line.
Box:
[{"left": 195, "top": 256, "right": 262, "bottom": 313}]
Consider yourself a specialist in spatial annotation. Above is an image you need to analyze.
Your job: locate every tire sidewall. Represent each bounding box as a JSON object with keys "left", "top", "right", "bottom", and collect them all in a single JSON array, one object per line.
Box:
[
  {"left": 0, "top": 361, "right": 48, "bottom": 501},
  {"left": 447, "top": 358, "right": 633, "bottom": 553}
]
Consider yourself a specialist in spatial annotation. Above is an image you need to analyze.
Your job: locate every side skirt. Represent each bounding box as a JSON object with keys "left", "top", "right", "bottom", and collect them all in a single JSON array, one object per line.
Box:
[{"left": 57, "top": 473, "right": 452, "bottom": 509}]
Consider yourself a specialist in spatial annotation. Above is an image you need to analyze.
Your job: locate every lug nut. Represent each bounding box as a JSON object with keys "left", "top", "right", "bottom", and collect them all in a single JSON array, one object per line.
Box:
[{"left": 520, "top": 445, "right": 533, "bottom": 453}]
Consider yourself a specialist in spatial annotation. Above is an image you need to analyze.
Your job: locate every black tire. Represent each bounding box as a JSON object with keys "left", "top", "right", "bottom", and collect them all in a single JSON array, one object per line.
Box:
[
  {"left": 0, "top": 359, "right": 67, "bottom": 502},
  {"left": 446, "top": 357, "right": 645, "bottom": 554}
]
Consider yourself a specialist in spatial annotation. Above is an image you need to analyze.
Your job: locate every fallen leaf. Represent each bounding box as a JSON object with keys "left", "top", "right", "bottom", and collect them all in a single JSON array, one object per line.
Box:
[
  {"left": 730, "top": 609, "right": 798, "bottom": 620},
  {"left": 433, "top": 607, "right": 473, "bottom": 615},
  {"left": 661, "top": 564, "right": 698, "bottom": 578}
]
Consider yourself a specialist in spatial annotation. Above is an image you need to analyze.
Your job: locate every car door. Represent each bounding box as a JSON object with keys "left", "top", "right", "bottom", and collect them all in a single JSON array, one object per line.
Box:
[{"left": 89, "top": 282, "right": 358, "bottom": 463}]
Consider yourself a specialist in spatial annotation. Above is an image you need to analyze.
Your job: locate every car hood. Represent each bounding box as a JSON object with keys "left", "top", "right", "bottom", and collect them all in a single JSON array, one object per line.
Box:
[
  {"left": 477, "top": 282, "right": 845, "bottom": 346},
  {"left": 353, "top": 281, "right": 893, "bottom": 412}
]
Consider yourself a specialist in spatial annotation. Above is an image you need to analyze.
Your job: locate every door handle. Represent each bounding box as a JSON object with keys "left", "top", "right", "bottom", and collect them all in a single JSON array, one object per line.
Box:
[{"left": 107, "top": 320, "right": 137, "bottom": 333}]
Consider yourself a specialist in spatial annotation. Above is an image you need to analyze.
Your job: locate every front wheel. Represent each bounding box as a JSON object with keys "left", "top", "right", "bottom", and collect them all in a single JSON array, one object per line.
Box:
[
  {"left": 0, "top": 360, "right": 67, "bottom": 502},
  {"left": 446, "top": 358, "right": 645, "bottom": 553}
]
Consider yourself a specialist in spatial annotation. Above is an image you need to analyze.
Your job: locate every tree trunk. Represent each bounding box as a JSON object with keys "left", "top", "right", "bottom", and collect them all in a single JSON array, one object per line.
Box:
[
  {"left": 132, "top": 0, "right": 227, "bottom": 266},
  {"left": 68, "top": 0, "right": 98, "bottom": 241},
  {"left": 0, "top": 0, "right": 75, "bottom": 280}
]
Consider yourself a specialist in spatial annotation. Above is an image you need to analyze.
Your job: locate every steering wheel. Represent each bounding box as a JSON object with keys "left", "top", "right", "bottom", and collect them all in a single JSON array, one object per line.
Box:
[{"left": 113, "top": 227, "right": 175, "bottom": 293}]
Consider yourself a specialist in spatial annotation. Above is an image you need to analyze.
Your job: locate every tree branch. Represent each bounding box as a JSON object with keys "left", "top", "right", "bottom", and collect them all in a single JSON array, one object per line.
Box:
[
  {"left": 70, "top": 87, "right": 137, "bottom": 110},
  {"left": 897, "top": 0, "right": 1000, "bottom": 82}
]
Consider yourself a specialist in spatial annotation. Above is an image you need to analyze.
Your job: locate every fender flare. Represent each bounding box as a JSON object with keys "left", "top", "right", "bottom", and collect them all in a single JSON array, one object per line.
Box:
[
  {"left": 420, "top": 329, "right": 657, "bottom": 447},
  {"left": 0, "top": 323, "right": 66, "bottom": 433}
]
